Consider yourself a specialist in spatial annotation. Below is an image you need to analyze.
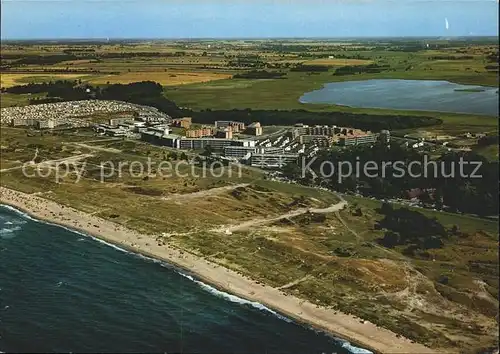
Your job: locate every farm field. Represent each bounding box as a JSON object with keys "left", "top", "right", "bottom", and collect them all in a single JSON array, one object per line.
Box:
[
  {"left": 1, "top": 73, "right": 93, "bottom": 88},
  {"left": 304, "top": 58, "right": 374, "bottom": 66},
  {"left": 88, "top": 71, "right": 232, "bottom": 86},
  {"left": 1, "top": 38, "right": 498, "bottom": 142}
]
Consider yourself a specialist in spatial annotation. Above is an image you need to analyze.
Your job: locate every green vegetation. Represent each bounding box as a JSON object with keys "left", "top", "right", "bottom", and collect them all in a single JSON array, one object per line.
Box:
[
  {"left": 0, "top": 38, "right": 498, "bottom": 352},
  {"left": 343, "top": 194, "right": 498, "bottom": 237},
  {"left": 166, "top": 72, "right": 497, "bottom": 135},
  {"left": 191, "top": 108, "right": 441, "bottom": 131},
  {"left": 2, "top": 38, "right": 498, "bottom": 137},
  {"left": 0, "top": 126, "right": 498, "bottom": 352},
  {"left": 283, "top": 143, "right": 499, "bottom": 217},
  {"left": 333, "top": 63, "right": 390, "bottom": 75},
  {"left": 233, "top": 70, "right": 286, "bottom": 79}
]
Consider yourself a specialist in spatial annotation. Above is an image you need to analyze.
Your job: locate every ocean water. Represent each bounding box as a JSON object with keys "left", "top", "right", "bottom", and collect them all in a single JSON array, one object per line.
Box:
[
  {"left": 299, "top": 79, "right": 499, "bottom": 116},
  {"left": 0, "top": 205, "right": 371, "bottom": 354}
]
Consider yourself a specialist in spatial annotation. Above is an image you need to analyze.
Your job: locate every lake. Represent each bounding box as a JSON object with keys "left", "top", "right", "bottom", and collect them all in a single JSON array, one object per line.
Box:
[{"left": 299, "top": 79, "right": 499, "bottom": 116}]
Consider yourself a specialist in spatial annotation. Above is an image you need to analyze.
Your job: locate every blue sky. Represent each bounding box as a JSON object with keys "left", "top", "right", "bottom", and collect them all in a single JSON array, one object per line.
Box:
[{"left": 1, "top": 0, "right": 498, "bottom": 39}]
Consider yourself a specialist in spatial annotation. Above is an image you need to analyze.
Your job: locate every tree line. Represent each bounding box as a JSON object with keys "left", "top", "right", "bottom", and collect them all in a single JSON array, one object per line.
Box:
[
  {"left": 290, "top": 65, "right": 329, "bottom": 72},
  {"left": 5, "top": 51, "right": 193, "bottom": 68},
  {"left": 192, "top": 109, "right": 441, "bottom": 131},
  {"left": 334, "top": 63, "right": 390, "bottom": 76},
  {"left": 233, "top": 70, "right": 286, "bottom": 79},
  {"left": 428, "top": 55, "right": 474, "bottom": 60},
  {"left": 4, "top": 79, "right": 445, "bottom": 132},
  {"left": 376, "top": 203, "right": 449, "bottom": 254},
  {"left": 282, "top": 143, "right": 498, "bottom": 217}
]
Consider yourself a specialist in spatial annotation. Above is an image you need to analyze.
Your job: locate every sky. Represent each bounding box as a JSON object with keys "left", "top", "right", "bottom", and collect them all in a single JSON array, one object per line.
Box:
[{"left": 1, "top": 0, "right": 499, "bottom": 39}]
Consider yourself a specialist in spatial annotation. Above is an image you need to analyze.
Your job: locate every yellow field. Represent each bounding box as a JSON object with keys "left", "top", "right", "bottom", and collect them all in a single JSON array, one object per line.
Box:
[
  {"left": 0, "top": 73, "right": 92, "bottom": 88},
  {"left": 304, "top": 58, "right": 374, "bottom": 66},
  {"left": 88, "top": 71, "right": 233, "bottom": 86}
]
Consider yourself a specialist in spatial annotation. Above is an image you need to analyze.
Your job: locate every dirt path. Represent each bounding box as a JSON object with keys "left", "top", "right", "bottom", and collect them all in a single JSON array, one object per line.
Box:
[
  {"left": 79, "top": 138, "right": 122, "bottom": 144},
  {"left": 215, "top": 200, "right": 348, "bottom": 234},
  {"left": 335, "top": 210, "right": 362, "bottom": 242},
  {"left": 334, "top": 208, "right": 402, "bottom": 258},
  {"left": 277, "top": 275, "right": 313, "bottom": 290},
  {"left": 66, "top": 142, "right": 121, "bottom": 153},
  {"left": 162, "top": 183, "right": 250, "bottom": 202}
]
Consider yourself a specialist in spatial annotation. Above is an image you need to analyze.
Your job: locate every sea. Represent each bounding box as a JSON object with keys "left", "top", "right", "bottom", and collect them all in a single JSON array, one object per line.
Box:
[{"left": 0, "top": 205, "right": 372, "bottom": 354}]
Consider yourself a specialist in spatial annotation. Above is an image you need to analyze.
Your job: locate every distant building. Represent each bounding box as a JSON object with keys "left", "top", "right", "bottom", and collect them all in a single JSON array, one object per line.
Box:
[
  {"left": 292, "top": 124, "right": 371, "bottom": 141},
  {"left": 10, "top": 118, "right": 58, "bottom": 129},
  {"left": 141, "top": 131, "right": 168, "bottom": 145},
  {"left": 215, "top": 120, "right": 246, "bottom": 133},
  {"left": 379, "top": 130, "right": 391, "bottom": 144},
  {"left": 10, "top": 118, "right": 34, "bottom": 127},
  {"left": 255, "top": 146, "right": 284, "bottom": 154},
  {"left": 105, "top": 127, "right": 129, "bottom": 137},
  {"left": 223, "top": 145, "right": 257, "bottom": 159},
  {"left": 338, "top": 133, "right": 378, "bottom": 146},
  {"left": 250, "top": 153, "right": 299, "bottom": 168},
  {"left": 109, "top": 115, "right": 134, "bottom": 127},
  {"left": 215, "top": 127, "right": 233, "bottom": 139},
  {"left": 171, "top": 117, "right": 192, "bottom": 129},
  {"left": 36, "top": 119, "right": 56, "bottom": 130},
  {"left": 137, "top": 110, "right": 170, "bottom": 123},
  {"left": 179, "top": 138, "right": 254, "bottom": 151},
  {"left": 308, "top": 125, "right": 336, "bottom": 136},
  {"left": 147, "top": 125, "right": 172, "bottom": 136},
  {"left": 186, "top": 126, "right": 214, "bottom": 138},
  {"left": 299, "top": 135, "right": 332, "bottom": 147},
  {"left": 292, "top": 127, "right": 307, "bottom": 139},
  {"left": 244, "top": 122, "right": 263, "bottom": 136}
]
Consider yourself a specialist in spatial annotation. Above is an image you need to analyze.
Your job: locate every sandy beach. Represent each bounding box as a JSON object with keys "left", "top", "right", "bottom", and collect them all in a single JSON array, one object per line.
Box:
[{"left": 0, "top": 186, "right": 436, "bottom": 353}]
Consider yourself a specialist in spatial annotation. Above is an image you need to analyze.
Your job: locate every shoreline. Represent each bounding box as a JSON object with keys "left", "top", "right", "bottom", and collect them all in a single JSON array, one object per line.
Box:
[{"left": 0, "top": 186, "right": 435, "bottom": 353}]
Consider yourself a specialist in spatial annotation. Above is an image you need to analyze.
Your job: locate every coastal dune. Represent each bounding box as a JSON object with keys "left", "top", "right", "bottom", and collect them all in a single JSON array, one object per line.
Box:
[{"left": 0, "top": 186, "right": 435, "bottom": 353}]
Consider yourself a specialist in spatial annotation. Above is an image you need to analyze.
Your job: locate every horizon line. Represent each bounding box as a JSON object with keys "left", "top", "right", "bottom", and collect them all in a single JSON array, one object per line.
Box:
[{"left": 2, "top": 35, "right": 499, "bottom": 42}]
